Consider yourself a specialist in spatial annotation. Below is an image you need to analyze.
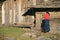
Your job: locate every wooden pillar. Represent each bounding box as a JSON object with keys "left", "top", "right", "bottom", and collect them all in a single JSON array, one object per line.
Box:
[
  {"left": 2, "top": 2, "right": 6, "bottom": 24},
  {"left": 9, "top": 0, "right": 14, "bottom": 25},
  {"left": 9, "top": 9, "right": 13, "bottom": 25},
  {"left": 16, "top": 0, "right": 22, "bottom": 24},
  {"left": 5, "top": 0, "right": 10, "bottom": 25},
  {"left": 13, "top": 2, "right": 17, "bottom": 24},
  {"left": 35, "top": 12, "right": 42, "bottom": 31}
]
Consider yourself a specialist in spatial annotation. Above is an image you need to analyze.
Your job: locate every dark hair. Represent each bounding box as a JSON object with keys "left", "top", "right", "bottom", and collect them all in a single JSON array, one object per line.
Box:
[
  {"left": 46, "top": 12, "right": 50, "bottom": 15},
  {"left": 46, "top": 12, "right": 49, "bottom": 13}
]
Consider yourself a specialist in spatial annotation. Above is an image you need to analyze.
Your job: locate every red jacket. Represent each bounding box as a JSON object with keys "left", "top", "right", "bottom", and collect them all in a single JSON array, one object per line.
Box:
[{"left": 44, "top": 13, "right": 50, "bottom": 20}]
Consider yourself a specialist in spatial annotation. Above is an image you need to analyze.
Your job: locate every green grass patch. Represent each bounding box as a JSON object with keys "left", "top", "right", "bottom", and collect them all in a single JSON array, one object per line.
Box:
[
  {"left": 0, "top": 27, "right": 60, "bottom": 40},
  {"left": 0, "top": 27, "right": 31, "bottom": 40}
]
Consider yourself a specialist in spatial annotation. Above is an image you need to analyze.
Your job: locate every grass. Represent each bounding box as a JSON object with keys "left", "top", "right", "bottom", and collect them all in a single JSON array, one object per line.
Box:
[
  {"left": 0, "top": 27, "right": 60, "bottom": 40},
  {"left": 0, "top": 27, "right": 31, "bottom": 40}
]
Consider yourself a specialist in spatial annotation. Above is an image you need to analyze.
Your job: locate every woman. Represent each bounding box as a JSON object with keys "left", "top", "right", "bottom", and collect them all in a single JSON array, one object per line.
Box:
[{"left": 41, "top": 12, "right": 50, "bottom": 33}]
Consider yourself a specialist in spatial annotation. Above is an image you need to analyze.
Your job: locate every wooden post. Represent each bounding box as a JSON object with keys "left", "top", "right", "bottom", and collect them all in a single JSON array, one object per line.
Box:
[
  {"left": 5, "top": 1, "right": 10, "bottom": 25},
  {"left": 35, "top": 12, "right": 42, "bottom": 31},
  {"left": 9, "top": 0, "right": 14, "bottom": 25},
  {"left": 2, "top": 2, "right": 6, "bottom": 25},
  {"left": 16, "top": 0, "right": 25, "bottom": 24},
  {"left": 9, "top": 10, "right": 13, "bottom": 25},
  {"left": 13, "top": 2, "right": 16, "bottom": 24}
]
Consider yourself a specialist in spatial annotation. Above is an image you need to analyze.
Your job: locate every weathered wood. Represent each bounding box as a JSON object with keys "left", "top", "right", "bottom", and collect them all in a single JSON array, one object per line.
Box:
[
  {"left": 5, "top": 1, "right": 10, "bottom": 25},
  {"left": 50, "top": 12, "right": 60, "bottom": 18},
  {"left": 2, "top": 2, "right": 5, "bottom": 24},
  {"left": 16, "top": 0, "right": 24, "bottom": 24},
  {"left": 23, "top": 16, "right": 34, "bottom": 25},
  {"left": 33, "top": 0, "right": 60, "bottom": 8},
  {"left": 1, "top": 0, "right": 60, "bottom": 28},
  {"left": 35, "top": 12, "right": 42, "bottom": 30}
]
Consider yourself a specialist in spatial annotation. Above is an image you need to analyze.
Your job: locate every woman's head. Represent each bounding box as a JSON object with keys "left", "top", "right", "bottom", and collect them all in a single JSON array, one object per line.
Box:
[
  {"left": 46, "top": 12, "right": 50, "bottom": 15},
  {"left": 46, "top": 12, "right": 49, "bottom": 13}
]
